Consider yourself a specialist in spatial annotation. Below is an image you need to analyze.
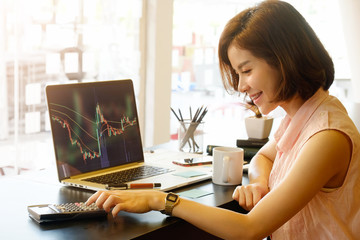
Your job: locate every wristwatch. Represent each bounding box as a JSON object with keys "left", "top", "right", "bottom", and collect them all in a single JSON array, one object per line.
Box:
[{"left": 160, "top": 192, "right": 180, "bottom": 216}]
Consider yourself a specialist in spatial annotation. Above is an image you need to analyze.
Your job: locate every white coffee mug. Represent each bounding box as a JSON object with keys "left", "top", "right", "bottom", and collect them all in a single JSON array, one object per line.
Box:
[{"left": 212, "top": 147, "right": 244, "bottom": 185}]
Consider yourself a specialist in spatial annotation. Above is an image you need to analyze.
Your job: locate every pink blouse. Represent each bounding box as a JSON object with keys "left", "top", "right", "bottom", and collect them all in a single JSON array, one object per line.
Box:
[{"left": 269, "top": 89, "right": 360, "bottom": 239}]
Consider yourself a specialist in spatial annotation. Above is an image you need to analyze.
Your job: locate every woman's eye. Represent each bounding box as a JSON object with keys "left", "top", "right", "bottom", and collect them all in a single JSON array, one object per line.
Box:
[{"left": 242, "top": 69, "right": 251, "bottom": 74}]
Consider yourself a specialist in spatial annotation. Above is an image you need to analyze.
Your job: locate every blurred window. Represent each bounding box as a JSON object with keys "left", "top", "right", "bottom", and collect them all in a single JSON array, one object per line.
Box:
[{"left": 0, "top": 0, "right": 142, "bottom": 172}]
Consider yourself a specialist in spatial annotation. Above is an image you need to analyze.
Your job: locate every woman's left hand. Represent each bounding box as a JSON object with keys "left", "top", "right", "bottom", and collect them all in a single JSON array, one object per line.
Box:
[{"left": 232, "top": 182, "right": 269, "bottom": 211}]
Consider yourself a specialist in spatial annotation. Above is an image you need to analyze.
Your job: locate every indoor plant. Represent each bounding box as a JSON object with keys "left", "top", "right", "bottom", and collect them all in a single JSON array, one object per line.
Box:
[{"left": 242, "top": 103, "right": 273, "bottom": 139}]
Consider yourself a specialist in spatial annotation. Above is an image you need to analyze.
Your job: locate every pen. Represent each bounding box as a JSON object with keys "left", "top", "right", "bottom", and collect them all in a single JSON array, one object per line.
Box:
[{"left": 106, "top": 183, "right": 161, "bottom": 190}]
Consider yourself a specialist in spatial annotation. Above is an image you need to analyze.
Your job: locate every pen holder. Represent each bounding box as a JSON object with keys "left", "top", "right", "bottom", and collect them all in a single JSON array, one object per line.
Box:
[{"left": 178, "top": 120, "right": 204, "bottom": 153}]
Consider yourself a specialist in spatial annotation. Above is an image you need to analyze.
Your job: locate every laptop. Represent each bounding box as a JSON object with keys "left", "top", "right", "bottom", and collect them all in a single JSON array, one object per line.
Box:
[{"left": 46, "top": 79, "right": 212, "bottom": 192}]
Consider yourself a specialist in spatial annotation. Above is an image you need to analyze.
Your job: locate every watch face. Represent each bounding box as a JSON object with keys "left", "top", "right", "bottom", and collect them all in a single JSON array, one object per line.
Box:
[{"left": 167, "top": 193, "right": 178, "bottom": 202}]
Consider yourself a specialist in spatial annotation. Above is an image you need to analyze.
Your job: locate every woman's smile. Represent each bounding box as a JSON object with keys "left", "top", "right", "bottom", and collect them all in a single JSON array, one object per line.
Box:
[{"left": 249, "top": 91, "right": 263, "bottom": 105}]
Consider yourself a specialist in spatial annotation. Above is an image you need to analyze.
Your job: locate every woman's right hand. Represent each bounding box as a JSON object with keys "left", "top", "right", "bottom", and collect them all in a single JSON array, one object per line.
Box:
[
  {"left": 232, "top": 182, "right": 269, "bottom": 211},
  {"left": 86, "top": 190, "right": 166, "bottom": 217}
]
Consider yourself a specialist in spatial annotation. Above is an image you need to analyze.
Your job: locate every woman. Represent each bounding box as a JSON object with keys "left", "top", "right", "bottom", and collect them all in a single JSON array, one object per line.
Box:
[{"left": 87, "top": 1, "right": 360, "bottom": 239}]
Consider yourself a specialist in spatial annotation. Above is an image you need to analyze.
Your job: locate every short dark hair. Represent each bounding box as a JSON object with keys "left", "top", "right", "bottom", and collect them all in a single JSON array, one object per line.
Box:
[{"left": 218, "top": 0, "right": 334, "bottom": 102}]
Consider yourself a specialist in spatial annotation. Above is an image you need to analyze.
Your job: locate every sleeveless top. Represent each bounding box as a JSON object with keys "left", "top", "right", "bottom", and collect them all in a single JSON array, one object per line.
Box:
[{"left": 269, "top": 89, "right": 360, "bottom": 239}]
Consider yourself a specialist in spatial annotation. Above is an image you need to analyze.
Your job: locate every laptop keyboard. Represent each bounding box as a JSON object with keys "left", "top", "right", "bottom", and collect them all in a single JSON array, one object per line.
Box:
[{"left": 83, "top": 165, "right": 172, "bottom": 185}]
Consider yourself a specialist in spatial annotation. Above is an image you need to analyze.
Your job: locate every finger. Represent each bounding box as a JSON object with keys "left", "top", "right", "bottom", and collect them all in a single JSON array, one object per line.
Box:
[
  {"left": 102, "top": 195, "right": 120, "bottom": 212},
  {"left": 111, "top": 201, "right": 137, "bottom": 217},
  {"left": 86, "top": 191, "right": 103, "bottom": 205},
  {"left": 232, "top": 187, "right": 240, "bottom": 201},
  {"left": 238, "top": 188, "right": 246, "bottom": 208},
  {"left": 244, "top": 187, "right": 254, "bottom": 210},
  {"left": 112, "top": 204, "right": 123, "bottom": 217},
  {"left": 95, "top": 191, "right": 111, "bottom": 210}
]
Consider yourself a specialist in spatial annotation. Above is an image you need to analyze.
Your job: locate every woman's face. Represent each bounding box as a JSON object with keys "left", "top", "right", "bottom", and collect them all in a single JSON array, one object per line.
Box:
[{"left": 227, "top": 44, "right": 281, "bottom": 115}]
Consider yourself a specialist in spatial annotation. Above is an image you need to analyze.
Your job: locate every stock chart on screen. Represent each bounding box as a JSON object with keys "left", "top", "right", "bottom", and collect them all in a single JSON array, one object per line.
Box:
[{"left": 46, "top": 80, "right": 144, "bottom": 179}]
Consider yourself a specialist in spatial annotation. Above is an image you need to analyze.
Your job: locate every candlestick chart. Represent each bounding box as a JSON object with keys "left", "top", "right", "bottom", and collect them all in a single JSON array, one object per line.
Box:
[{"left": 49, "top": 102, "right": 137, "bottom": 163}]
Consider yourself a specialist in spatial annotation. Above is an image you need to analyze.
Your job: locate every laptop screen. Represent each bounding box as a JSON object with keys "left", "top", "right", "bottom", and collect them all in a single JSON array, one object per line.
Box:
[{"left": 46, "top": 79, "right": 144, "bottom": 180}]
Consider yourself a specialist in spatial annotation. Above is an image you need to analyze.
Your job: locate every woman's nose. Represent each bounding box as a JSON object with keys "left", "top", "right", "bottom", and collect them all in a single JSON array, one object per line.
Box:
[{"left": 237, "top": 77, "right": 249, "bottom": 93}]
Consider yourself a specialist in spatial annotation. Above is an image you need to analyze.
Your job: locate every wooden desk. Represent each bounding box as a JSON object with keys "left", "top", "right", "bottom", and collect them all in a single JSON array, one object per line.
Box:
[{"left": 0, "top": 167, "right": 248, "bottom": 240}]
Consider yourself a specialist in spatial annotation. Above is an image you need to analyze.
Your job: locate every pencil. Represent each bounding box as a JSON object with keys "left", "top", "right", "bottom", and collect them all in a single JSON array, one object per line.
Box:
[
  {"left": 170, "top": 107, "right": 181, "bottom": 121},
  {"left": 178, "top": 108, "right": 184, "bottom": 121}
]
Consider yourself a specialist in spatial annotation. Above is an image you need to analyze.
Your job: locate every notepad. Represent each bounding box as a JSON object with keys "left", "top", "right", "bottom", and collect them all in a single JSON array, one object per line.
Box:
[
  {"left": 173, "top": 171, "right": 207, "bottom": 178},
  {"left": 179, "top": 189, "right": 212, "bottom": 199}
]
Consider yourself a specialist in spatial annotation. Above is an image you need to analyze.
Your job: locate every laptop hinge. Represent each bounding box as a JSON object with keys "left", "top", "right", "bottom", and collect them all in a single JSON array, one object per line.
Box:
[{"left": 69, "top": 162, "right": 143, "bottom": 179}]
